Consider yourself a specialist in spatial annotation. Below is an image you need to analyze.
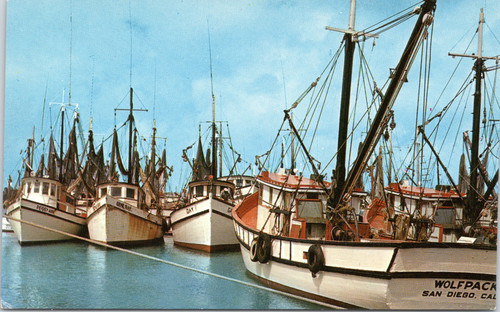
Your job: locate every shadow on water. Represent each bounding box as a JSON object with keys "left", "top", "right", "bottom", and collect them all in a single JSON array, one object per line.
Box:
[{"left": 1, "top": 233, "right": 327, "bottom": 309}]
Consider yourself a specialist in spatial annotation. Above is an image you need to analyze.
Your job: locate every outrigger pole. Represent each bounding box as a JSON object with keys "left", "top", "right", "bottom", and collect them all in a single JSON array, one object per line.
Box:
[{"left": 328, "top": 0, "right": 436, "bottom": 212}]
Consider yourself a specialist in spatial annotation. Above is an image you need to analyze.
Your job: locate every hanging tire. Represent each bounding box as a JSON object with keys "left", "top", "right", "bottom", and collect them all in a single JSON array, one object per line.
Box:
[
  {"left": 249, "top": 238, "right": 259, "bottom": 262},
  {"left": 307, "top": 244, "right": 324, "bottom": 274},
  {"left": 257, "top": 233, "right": 271, "bottom": 263}
]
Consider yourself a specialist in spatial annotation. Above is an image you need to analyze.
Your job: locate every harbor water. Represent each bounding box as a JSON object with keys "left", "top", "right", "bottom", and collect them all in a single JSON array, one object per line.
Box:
[{"left": 1, "top": 232, "right": 326, "bottom": 309}]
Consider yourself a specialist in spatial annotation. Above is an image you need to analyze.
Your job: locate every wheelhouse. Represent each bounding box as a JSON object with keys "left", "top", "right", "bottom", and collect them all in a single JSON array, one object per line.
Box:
[
  {"left": 20, "top": 177, "right": 75, "bottom": 213},
  {"left": 186, "top": 179, "right": 235, "bottom": 204},
  {"left": 97, "top": 183, "right": 142, "bottom": 208},
  {"left": 256, "top": 171, "right": 331, "bottom": 239}
]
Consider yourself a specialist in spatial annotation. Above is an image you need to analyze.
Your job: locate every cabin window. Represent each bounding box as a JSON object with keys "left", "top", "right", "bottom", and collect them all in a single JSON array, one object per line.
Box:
[
  {"left": 268, "top": 187, "right": 273, "bottom": 205},
  {"left": 434, "top": 208, "right": 455, "bottom": 225},
  {"left": 111, "top": 187, "right": 122, "bottom": 197},
  {"left": 235, "top": 179, "right": 242, "bottom": 187},
  {"left": 34, "top": 182, "right": 40, "bottom": 193},
  {"left": 26, "top": 183, "right": 31, "bottom": 194},
  {"left": 50, "top": 184, "right": 56, "bottom": 196},
  {"left": 42, "top": 182, "right": 49, "bottom": 195},
  {"left": 246, "top": 179, "right": 251, "bottom": 185},
  {"left": 100, "top": 187, "right": 107, "bottom": 197},
  {"left": 66, "top": 195, "right": 75, "bottom": 206},
  {"left": 306, "top": 193, "right": 318, "bottom": 199},
  {"left": 296, "top": 199, "right": 323, "bottom": 219},
  {"left": 126, "top": 188, "right": 135, "bottom": 199},
  {"left": 196, "top": 185, "right": 204, "bottom": 197}
]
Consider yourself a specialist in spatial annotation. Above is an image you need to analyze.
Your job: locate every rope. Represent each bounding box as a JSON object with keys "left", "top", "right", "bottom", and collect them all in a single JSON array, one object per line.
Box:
[{"left": 5, "top": 215, "right": 338, "bottom": 309}]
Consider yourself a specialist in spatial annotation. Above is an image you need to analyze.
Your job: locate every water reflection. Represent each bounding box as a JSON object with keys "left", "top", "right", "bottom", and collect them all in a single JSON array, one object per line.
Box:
[{"left": 2, "top": 233, "right": 324, "bottom": 309}]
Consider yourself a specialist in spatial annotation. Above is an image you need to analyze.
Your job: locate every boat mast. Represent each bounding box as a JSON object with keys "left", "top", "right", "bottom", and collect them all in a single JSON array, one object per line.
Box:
[
  {"left": 208, "top": 25, "right": 217, "bottom": 179},
  {"left": 329, "top": 0, "right": 436, "bottom": 210},
  {"left": 332, "top": 0, "right": 356, "bottom": 204},
  {"left": 449, "top": 9, "right": 496, "bottom": 225},
  {"left": 128, "top": 88, "right": 134, "bottom": 184}
]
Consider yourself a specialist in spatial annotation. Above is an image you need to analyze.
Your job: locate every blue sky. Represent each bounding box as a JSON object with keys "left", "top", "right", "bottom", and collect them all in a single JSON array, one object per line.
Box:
[{"left": 3, "top": 0, "right": 499, "bottom": 192}]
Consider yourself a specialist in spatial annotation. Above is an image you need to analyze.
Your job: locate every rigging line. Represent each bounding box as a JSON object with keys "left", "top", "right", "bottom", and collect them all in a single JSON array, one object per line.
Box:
[
  {"left": 362, "top": 1, "right": 422, "bottom": 35},
  {"left": 348, "top": 40, "right": 366, "bottom": 167},
  {"left": 41, "top": 79, "right": 48, "bottom": 153},
  {"left": 129, "top": 0, "right": 133, "bottom": 88},
  {"left": 68, "top": 0, "right": 73, "bottom": 106},
  {"left": 485, "top": 23, "right": 500, "bottom": 47},
  {"left": 90, "top": 55, "right": 95, "bottom": 118},
  {"left": 258, "top": 119, "right": 287, "bottom": 176},
  {"left": 4, "top": 216, "right": 337, "bottom": 310},
  {"left": 306, "top": 64, "right": 335, "bottom": 153}
]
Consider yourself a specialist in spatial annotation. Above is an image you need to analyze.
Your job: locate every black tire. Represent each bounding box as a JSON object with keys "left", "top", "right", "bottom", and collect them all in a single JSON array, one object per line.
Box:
[
  {"left": 307, "top": 244, "right": 324, "bottom": 274},
  {"left": 257, "top": 233, "right": 271, "bottom": 263},
  {"left": 249, "top": 238, "right": 259, "bottom": 262}
]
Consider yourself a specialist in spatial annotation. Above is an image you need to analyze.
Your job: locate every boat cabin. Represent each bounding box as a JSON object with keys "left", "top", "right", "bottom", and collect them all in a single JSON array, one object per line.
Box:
[
  {"left": 98, "top": 183, "right": 142, "bottom": 209},
  {"left": 256, "top": 171, "right": 331, "bottom": 239},
  {"left": 184, "top": 179, "right": 236, "bottom": 205},
  {"left": 20, "top": 177, "right": 76, "bottom": 213},
  {"left": 385, "top": 181, "right": 464, "bottom": 242},
  {"left": 219, "top": 175, "right": 258, "bottom": 200}
]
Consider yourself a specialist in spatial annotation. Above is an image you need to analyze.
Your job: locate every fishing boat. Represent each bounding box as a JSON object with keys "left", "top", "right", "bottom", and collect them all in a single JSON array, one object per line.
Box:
[
  {"left": 5, "top": 108, "right": 87, "bottom": 245},
  {"left": 86, "top": 88, "right": 164, "bottom": 246},
  {"left": 169, "top": 134, "right": 239, "bottom": 252},
  {"left": 232, "top": 1, "right": 497, "bottom": 309}
]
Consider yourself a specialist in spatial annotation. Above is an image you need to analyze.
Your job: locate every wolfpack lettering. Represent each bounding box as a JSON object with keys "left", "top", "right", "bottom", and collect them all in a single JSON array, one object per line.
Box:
[{"left": 434, "top": 280, "right": 496, "bottom": 291}]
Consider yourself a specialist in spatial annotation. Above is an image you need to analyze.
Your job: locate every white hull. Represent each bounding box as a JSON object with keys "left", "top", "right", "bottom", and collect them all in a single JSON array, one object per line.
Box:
[
  {"left": 6, "top": 199, "right": 86, "bottom": 245},
  {"left": 170, "top": 197, "right": 238, "bottom": 252},
  {"left": 233, "top": 220, "right": 497, "bottom": 310},
  {"left": 87, "top": 195, "right": 163, "bottom": 246}
]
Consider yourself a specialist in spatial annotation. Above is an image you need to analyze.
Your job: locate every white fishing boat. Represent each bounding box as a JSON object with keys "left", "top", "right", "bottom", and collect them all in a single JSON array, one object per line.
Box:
[
  {"left": 6, "top": 176, "right": 86, "bottom": 245},
  {"left": 87, "top": 182, "right": 163, "bottom": 246},
  {"left": 5, "top": 105, "right": 87, "bottom": 245},
  {"left": 170, "top": 36, "right": 254, "bottom": 252},
  {"left": 232, "top": 1, "right": 496, "bottom": 309},
  {"left": 170, "top": 177, "right": 238, "bottom": 252},
  {"left": 86, "top": 88, "right": 164, "bottom": 246}
]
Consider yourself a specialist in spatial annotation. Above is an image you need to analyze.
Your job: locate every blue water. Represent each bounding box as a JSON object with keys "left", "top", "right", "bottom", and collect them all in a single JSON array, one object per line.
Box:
[{"left": 1, "top": 232, "right": 326, "bottom": 309}]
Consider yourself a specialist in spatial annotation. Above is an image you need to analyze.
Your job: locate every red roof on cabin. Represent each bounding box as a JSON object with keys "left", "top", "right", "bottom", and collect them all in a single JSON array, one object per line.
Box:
[
  {"left": 385, "top": 182, "right": 464, "bottom": 199},
  {"left": 257, "top": 171, "right": 331, "bottom": 190}
]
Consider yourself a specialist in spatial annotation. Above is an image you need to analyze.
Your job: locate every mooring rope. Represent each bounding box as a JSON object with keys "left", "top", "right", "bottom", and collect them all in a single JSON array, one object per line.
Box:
[{"left": 4, "top": 215, "right": 341, "bottom": 309}]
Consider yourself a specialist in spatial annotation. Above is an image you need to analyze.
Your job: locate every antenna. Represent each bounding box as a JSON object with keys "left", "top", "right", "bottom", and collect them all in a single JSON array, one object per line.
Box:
[
  {"left": 207, "top": 19, "right": 217, "bottom": 178},
  {"left": 68, "top": 0, "right": 73, "bottom": 106},
  {"left": 129, "top": 0, "right": 133, "bottom": 88}
]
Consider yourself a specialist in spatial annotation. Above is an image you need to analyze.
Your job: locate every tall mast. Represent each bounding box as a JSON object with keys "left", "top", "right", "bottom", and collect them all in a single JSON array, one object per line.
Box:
[
  {"left": 450, "top": 9, "right": 496, "bottom": 224},
  {"left": 468, "top": 9, "right": 485, "bottom": 224},
  {"left": 208, "top": 23, "right": 217, "bottom": 179},
  {"left": 332, "top": 0, "right": 356, "bottom": 203},
  {"left": 128, "top": 87, "right": 134, "bottom": 183},
  {"left": 329, "top": 0, "right": 436, "bottom": 210}
]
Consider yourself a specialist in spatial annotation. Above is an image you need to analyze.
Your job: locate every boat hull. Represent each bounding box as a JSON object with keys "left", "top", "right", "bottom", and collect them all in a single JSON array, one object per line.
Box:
[
  {"left": 87, "top": 196, "right": 163, "bottom": 246},
  {"left": 170, "top": 197, "right": 238, "bottom": 252},
  {"left": 6, "top": 199, "right": 86, "bottom": 245},
  {"left": 233, "top": 214, "right": 497, "bottom": 309}
]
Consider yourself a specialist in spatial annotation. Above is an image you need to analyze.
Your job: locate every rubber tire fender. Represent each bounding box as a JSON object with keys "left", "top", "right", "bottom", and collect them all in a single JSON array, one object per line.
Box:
[
  {"left": 249, "top": 237, "right": 259, "bottom": 262},
  {"left": 307, "top": 244, "right": 325, "bottom": 274},
  {"left": 256, "top": 233, "right": 271, "bottom": 263}
]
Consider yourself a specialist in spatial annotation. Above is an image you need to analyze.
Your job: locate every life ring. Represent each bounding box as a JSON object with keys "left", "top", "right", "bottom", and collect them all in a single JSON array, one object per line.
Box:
[
  {"left": 256, "top": 233, "right": 271, "bottom": 263},
  {"left": 307, "top": 244, "right": 324, "bottom": 274},
  {"left": 249, "top": 238, "right": 259, "bottom": 262}
]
